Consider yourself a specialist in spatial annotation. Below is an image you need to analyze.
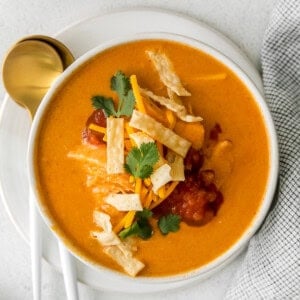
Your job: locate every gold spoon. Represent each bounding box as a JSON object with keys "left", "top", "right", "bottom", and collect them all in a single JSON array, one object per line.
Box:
[
  {"left": 2, "top": 36, "right": 74, "bottom": 117},
  {"left": 18, "top": 35, "right": 75, "bottom": 70},
  {"left": 2, "top": 36, "right": 78, "bottom": 300}
]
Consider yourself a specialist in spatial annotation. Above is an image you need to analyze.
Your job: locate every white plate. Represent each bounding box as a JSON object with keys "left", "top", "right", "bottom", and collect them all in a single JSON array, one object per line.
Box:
[{"left": 0, "top": 8, "right": 262, "bottom": 293}]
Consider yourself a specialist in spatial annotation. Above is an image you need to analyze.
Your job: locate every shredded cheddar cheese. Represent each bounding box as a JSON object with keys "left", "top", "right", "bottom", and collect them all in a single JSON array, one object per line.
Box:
[
  {"left": 143, "top": 178, "right": 151, "bottom": 187},
  {"left": 130, "top": 75, "right": 146, "bottom": 113},
  {"left": 113, "top": 216, "right": 127, "bottom": 233},
  {"left": 89, "top": 123, "right": 107, "bottom": 134},
  {"left": 144, "top": 190, "right": 154, "bottom": 208},
  {"left": 134, "top": 178, "right": 142, "bottom": 194},
  {"left": 158, "top": 186, "right": 166, "bottom": 199},
  {"left": 124, "top": 211, "right": 136, "bottom": 228},
  {"left": 150, "top": 181, "right": 179, "bottom": 209},
  {"left": 166, "top": 110, "right": 177, "bottom": 129}
]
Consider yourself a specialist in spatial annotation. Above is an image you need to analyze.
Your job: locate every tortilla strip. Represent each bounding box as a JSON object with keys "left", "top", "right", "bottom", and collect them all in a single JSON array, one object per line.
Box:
[
  {"left": 146, "top": 50, "right": 191, "bottom": 96},
  {"left": 141, "top": 88, "right": 202, "bottom": 122},
  {"left": 105, "top": 194, "right": 143, "bottom": 211},
  {"left": 103, "top": 246, "right": 145, "bottom": 277},
  {"left": 91, "top": 211, "right": 145, "bottom": 276},
  {"left": 150, "top": 164, "right": 172, "bottom": 194},
  {"left": 106, "top": 117, "right": 124, "bottom": 174},
  {"left": 141, "top": 88, "right": 185, "bottom": 114},
  {"left": 166, "top": 150, "right": 185, "bottom": 181},
  {"left": 93, "top": 211, "right": 112, "bottom": 232},
  {"left": 91, "top": 231, "right": 120, "bottom": 246},
  {"left": 129, "top": 110, "right": 191, "bottom": 157}
]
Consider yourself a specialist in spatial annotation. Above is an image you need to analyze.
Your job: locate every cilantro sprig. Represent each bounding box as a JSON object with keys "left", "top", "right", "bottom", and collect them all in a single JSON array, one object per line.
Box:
[
  {"left": 92, "top": 71, "right": 135, "bottom": 117},
  {"left": 158, "top": 214, "right": 181, "bottom": 235},
  {"left": 119, "top": 210, "right": 181, "bottom": 240},
  {"left": 119, "top": 209, "right": 153, "bottom": 240},
  {"left": 92, "top": 95, "right": 116, "bottom": 116},
  {"left": 124, "top": 142, "right": 159, "bottom": 179}
]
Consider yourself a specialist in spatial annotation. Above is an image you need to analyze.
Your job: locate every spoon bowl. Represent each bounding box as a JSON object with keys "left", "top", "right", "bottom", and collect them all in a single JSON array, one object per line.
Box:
[
  {"left": 18, "top": 35, "right": 75, "bottom": 69},
  {"left": 2, "top": 36, "right": 74, "bottom": 117}
]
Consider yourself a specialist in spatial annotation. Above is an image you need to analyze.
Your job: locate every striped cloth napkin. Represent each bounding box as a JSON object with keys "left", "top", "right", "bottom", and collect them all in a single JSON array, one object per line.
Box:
[{"left": 225, "top": 0, "right": 300, "bottom": 299}]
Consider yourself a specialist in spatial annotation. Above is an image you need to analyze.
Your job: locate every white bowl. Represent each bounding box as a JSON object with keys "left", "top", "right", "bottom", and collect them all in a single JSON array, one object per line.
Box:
[{"left": 27, "top": 32, "right": 279, "bottom": 289}]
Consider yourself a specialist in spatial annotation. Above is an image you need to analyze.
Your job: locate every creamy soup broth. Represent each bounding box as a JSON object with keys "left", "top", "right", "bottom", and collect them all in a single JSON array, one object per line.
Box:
[{"left": 35, "top": 40, "right": 269, "bottom": 276}]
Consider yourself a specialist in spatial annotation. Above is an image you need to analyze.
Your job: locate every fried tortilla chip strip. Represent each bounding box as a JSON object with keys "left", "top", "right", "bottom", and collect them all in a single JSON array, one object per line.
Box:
[
  {"left": 104, "top": 194, "right": 143, "bottom": 211},
  {"left": 129, "top": 131, "right": 154, "bottom": 146},
  {"left": 93, "top": 211, "right": 112, "bottom": 232},
  {"left": 141, "top": 88, "right": 185, "bottom": 114},
  {"left": 91, "top": 231, "right": 120, "bottom": 246},
  {"left": 141, "top": 88, "right": 202, "bottom": 122},
  {"left": 129, "top": 110, "right": 191, "bottom": 157},
  {"left": 150, "top": 163, "right": 172, "bottom": 194},
  {"left": 103, "top": 246, "right": 145, "bottom": 277},
  {"left": 146, "top": 50, "right": 191, "bottom": 96},
  {"left": 167, "top": 87, "right": 183, "bottom": 105},
  {"left": 166, "top": 150, "right": 185, "bottom": 181},
  {"left": 91, "top": 211, "right": 145, "bottom": 276},
  {"left": 106, "top": 117, "right": 124, "bottom": 174}
]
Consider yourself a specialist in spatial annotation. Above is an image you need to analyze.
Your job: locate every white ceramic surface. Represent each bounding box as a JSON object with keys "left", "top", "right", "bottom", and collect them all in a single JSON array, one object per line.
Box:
[{"left": 0, "top": 3, "right": 278, "bottom": 299}]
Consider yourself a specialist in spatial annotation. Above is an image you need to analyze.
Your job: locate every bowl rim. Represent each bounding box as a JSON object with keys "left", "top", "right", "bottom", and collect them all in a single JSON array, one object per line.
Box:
[{"left": 27, "top": 31, "right": 279, "bottom": 285}]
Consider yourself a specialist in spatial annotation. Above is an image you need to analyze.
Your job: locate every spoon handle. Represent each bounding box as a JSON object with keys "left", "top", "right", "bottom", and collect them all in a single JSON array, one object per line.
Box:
[
  {"left": 29, "top": 189, "right": 42, "bottom": 300},
  {"left": 58, "top": 242, "right": 79, "bottom": 300}
]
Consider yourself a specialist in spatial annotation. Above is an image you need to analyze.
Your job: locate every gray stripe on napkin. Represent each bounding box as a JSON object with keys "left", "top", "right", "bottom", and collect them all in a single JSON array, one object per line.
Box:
[{"left": 225, "top": 0, "right": 299, "bottom": 299}]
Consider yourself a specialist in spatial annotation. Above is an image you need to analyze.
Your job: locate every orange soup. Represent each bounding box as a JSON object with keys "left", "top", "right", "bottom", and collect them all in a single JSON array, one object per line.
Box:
[{"left": 35, "top": 40, "right": 269, "bottom": 277}]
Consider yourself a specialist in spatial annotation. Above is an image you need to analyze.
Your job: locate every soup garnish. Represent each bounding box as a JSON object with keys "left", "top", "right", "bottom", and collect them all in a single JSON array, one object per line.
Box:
[{"left": 68, "top": 51, "right": 227, "bottom": 276}]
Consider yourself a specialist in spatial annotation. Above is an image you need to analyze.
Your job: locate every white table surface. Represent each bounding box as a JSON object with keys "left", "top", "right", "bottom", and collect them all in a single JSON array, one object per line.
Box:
[{"left": 0, "top": 1, "right": 277, "bottom": 299}]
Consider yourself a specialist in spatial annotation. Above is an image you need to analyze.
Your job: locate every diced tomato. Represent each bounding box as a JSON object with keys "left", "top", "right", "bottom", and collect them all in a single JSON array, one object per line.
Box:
[
  {"left": 82, "top": 128, "right": 102, "bottom": 146},
  {"left": 154, "top": 173, "right": 222, "bottom": 225},
  {"left": 83, "top": 109, "right": 107, "bottom": 145},
  {"left": 154, "top": 148, "right": 223, "bottom": 226},
  {"left": 184, "top": 148, "right": 204, "bottom": 173},
  {"left": 198, "top": 170, "right": 215, "bottom": 186},
  {"left": 86, "top": 109, "right": 107, "bottom": 127}
]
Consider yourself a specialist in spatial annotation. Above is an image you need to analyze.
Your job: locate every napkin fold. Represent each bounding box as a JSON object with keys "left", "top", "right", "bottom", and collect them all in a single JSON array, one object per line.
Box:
[{"left": 225, "top": 0, "right": 300, "bottom": 299}]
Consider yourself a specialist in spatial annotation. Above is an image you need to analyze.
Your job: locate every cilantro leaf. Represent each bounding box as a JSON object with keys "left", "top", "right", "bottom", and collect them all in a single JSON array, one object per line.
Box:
[
  {"left": 91, "top": 71, "right": 135, "bottom": 118},
  {"left": 158, "top": 214, "right": 181, "bottom": 235},
  {"left": 119, "top": 209, "right": 153, "bottom": 240},
  {"left": 111, "top": 71, "right": 135, "bottom": 117},
  {"left": 136, "top": 219, "right": 153, "bottom": 239},
  {"left": 124, "top": 147, "right": 141, "bottom": 175},
  {"left": 139, "top": 165, "right": 154, "bottom": 179},
  {"left": 136, "top": 208, "right": 153, "bottom": 219},
  {"left": 111, "top": 71, "right": 131, "bottom": 96},
  {"left": 91, "top": 95, "right": 116, "bottom": 116},
  {"left": 140, "top": 143, "right": 160, "bottom": 166},
  {"left": 124, "top": 142, "right": 159, "bottom": 179},
  {"left": 119, "top": 222, "right": 140, "bottom": 239},
  {"left": 118, "top": 89, "right": 135, "bottom": 117}
]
